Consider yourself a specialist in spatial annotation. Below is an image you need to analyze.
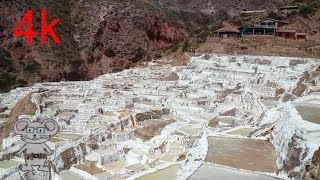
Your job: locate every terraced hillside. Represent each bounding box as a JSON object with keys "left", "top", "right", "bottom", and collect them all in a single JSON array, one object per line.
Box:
[{"left": 0, "top": 54, "right": 319, "bottom": 179}]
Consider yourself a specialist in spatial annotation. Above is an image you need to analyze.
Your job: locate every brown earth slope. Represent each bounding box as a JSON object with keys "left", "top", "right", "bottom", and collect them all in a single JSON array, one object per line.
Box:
[{"left": 0, "top": 93, "right": 36, "bottom": 146}]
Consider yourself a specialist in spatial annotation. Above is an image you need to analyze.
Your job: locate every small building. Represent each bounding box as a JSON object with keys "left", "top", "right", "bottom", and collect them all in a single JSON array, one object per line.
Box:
[
  {"left": 280, "top": 6, "right": 300, "bottom": 13},
  {"left": 276, "top": 29, "right": 296, "bottom": 39},
  {"left": 240, "top": 10, "right": 267, "bottom": 18},
  {"left": 257, "top": 19, "right": 288, "bottom": 29},
  {"left": 296, "top": 33, "right": 307, "bottom": 40},
  {"left": 214, "top": 26, "right": 241, "bottom": 38},
  {"left": 240, "top": 26, "right": 276, "bottom": 35}
]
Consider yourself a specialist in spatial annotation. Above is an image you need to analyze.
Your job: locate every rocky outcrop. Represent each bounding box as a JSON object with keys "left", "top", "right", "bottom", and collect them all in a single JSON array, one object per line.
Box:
[
  {"left": 60, "top": 148, "right": 78, "bottom": 171},
  {"left": 58, "top": 142, "right": 89, "bottom": 171},
  {"left": 294, "top": 67, "right": 320, "bottom": 97},
  {"left": 208, "top": 117, "right": 219, "bottom": 127},
  {"left": 134, "top": 109, "right": 170, "bottom": 122},
  {"left": 134, "top": 119, "right": 175, "bottom": 141},
  {"left": 160, "top": 72, "right": 180, "bottom": 81},
  {"left": 146, "top": 16, "right": 182, "bottom": 48}
]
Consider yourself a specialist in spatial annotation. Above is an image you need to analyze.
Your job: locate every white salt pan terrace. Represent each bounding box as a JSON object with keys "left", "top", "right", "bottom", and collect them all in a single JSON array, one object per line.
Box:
[{"left": 0, "top": 54, "right": 319, "bottom": 180}]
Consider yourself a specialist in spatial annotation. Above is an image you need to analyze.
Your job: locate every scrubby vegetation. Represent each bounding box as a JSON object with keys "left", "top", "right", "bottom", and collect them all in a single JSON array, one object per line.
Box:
[
  {"left": 164, "top": 42, "right": 180, "bottom": 53},
  {"left": 0, "top": 48, "right": 14, "bottom": 72},
  {"left": 182, "top": 40, "right": 190, "bottom": 52},
  {"left": 194, "top": 28, "right": 212, "bottom": 43},
  {"left": 24, "top": 61, "right": 41, "bottom": 74},
  {"left": 294, "top": 0, "right": 320, "bottom": 17},
  {"left": 299, "top": 4, "right": 315, "bottom": 17}
]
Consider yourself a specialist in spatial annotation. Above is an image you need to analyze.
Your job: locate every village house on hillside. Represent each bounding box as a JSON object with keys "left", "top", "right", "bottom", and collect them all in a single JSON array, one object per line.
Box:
[
  {"left": 296, "top": 33, "right": 307, "bottom": 40},
  {"left": 257, "top": 18, "right": 288, "bottom": 29},
  {"left": 240, "top": 25, "right": 276, "bottom": 36},
  {"left": 275, "top": 29, "right": 296, "bottom": 39},
  {"left": 276, "top": 29, "right": 307, "bottom": 40},
  {"left": 215, "top": 8, "right": 306, "bottom": 40},
  {"left": 214, "top": 17, "right": 290, "bottom": 38},
  {"left": 214, "top": 26, "right": 241, "bottom": 38}
]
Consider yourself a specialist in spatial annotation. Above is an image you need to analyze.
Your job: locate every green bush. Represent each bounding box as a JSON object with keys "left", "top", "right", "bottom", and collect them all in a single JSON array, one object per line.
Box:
[
  {"left": 182, "top": 40, "right": 190, "bottom": 52},
  {"left": 299, "top": 4, "right": 314, "bottom": 17}
]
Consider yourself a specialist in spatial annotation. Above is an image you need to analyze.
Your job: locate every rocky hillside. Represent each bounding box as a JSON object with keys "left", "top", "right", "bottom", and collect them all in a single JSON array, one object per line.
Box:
[{"left": 0, "top": 0, "right": 281, "bottom": 92}]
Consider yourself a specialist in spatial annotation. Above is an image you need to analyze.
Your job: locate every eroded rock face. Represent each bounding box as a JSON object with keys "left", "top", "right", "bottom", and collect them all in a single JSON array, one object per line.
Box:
[
  {"left": 77, "top": 1, "right": 186, "bottom": 78},
  {"left": 303, "top": 148, "right": 320, "bottom": 180},
  {"left": 146, "top": 16, "right": 182, "bottom": 48},
  {"left": 60, "top": 148, "right": 78, "bottom": 171},
  {"left": 283, "top": 136, "right": 308, "bottom": 179}
]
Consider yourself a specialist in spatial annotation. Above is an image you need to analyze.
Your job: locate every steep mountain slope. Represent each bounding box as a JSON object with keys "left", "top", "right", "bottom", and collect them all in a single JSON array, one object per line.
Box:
[{"left": 0, "top": 0, "right": 281, "bottom": 92}]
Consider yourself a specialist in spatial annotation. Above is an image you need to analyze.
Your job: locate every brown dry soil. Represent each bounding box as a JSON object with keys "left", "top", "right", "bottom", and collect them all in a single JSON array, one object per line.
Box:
[
  {"left": 197, "top": 36, "right": 320, "bottom": 58},
  {"left": 74, "top": 164, "right": 104, "bottom": 175},
  {"left": 135, "top": 119, "right": 175, "bottom": 141},
  {"left": 0, "top": 93, "right": 36, "bottom": 143}
]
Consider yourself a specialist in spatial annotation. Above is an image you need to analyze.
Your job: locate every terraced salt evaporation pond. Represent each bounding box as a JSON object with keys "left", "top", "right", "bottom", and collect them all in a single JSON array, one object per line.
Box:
[
  {"left": 295, "top": 103, "right": 320, "bottom": 124},
  {"left": 60, "top": 171, "right": 86, "bottom": 180},
  {"left": 137, "top": 164, "right": 181, "bottom": 180},
  {"left": 190, "top": 164, "right": 279, "bottom": 180},
  {"left": 226, "top": 128, "right": 257, "bottom": 136},
  {"left": 0, "top": 160, "right": 21, "bottom": 169},
  {"left": 206, "top": 137, "right": 278, "bottom": 173}
]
